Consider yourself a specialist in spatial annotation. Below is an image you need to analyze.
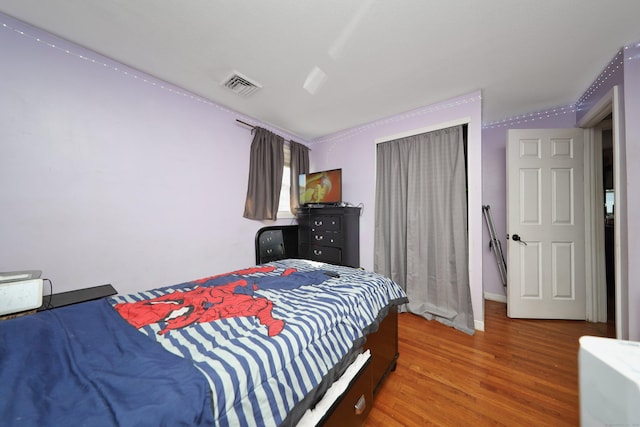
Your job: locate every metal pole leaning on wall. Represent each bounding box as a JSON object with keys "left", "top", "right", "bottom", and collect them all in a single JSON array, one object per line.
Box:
[{"left": 482, "top": 205, "right": 507, "bottom": 289}]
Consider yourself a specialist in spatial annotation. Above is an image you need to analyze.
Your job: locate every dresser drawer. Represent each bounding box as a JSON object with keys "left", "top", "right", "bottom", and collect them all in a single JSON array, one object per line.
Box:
[
  {"left": 311, "top": 231, "right": 343, "bottom": 248},
  {"left": 309, "top": 245, "right": 342, "bottom": 264},
  {"left": 310, "top": 215, "right": 341, "bottom": 231},
  {"left": 259, "top": 245, "right": 285, "bottom": 263},
  {"left": 258, "top": 230, "right": 286, "bottom": 262},
  {"left": 323, "top": 361, "right": 372, "bottom": 427}
]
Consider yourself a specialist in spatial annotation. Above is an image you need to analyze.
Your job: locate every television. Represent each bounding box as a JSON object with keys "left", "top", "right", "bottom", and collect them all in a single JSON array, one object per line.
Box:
[{"left": 299, "top": 168, "right": 342, "bottom": 206}]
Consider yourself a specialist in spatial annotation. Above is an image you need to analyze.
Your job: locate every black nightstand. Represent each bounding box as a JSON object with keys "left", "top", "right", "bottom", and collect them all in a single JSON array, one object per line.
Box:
[{"left": 38, "top": 284, "right": 117, "bottom": 311}]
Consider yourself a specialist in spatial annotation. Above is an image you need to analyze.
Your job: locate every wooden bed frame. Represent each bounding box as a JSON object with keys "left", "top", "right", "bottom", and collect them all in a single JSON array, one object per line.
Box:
[
  {"left": 255, "top": 225, "right": 400, "bottom": 426},
  {"left": 322, "top": 306, "right": 399, "bottom": 426}
]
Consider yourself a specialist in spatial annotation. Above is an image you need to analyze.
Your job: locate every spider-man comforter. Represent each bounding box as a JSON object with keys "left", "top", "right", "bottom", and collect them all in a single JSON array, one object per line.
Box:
[{"left": 0, "top": 259, "right": 408, "bottom": 427}]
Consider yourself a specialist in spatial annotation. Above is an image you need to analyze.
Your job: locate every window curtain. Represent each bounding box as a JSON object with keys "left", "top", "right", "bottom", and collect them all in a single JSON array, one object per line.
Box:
[
  {"left": 243, "top": 127, "right": 284, "bottom": 220},
  {"left": 374, "top": 125, "right": 474, "bottom": 334},
  {"left": 289, "top": 141, "right": 310, "bottom": 215}
]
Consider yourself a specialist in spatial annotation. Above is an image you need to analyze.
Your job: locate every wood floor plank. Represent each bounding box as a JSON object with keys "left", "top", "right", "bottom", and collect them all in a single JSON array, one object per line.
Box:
[{"left": 364, "top": 300, "right": 615, "bottom": 426}]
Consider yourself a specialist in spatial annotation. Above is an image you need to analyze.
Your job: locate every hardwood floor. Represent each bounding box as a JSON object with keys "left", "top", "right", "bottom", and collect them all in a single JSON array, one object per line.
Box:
[{"left": 364, "top": 300, "right": 615, "bottom": 426}]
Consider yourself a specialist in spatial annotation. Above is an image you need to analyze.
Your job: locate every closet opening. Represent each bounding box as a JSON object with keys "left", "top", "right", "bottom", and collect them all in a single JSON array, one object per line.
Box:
[{"left": 374, "top": 123, "right": 473, "bottom": 334}]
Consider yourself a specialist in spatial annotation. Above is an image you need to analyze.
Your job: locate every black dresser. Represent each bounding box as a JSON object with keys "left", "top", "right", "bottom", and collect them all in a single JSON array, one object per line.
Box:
[{"left": 297, "top": 206, "right": 361, "bottom": 268}]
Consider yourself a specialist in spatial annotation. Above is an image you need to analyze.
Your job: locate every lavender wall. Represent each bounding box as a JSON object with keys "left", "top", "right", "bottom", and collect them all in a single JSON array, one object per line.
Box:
[
  {"left": 0, "top": 14, "right": 301, "bottom": 295},
  {"left": 309, "top": 92, "right": 485, "bottom": 329},
  {"left": 622, "top": 42, "right": 640, "bottom": 340},
  {"left": 3, "top": 12, "right": 637, "bottom": 338},
  {"left": 482, "top": 44, "right": 640, "bottom": 341}
]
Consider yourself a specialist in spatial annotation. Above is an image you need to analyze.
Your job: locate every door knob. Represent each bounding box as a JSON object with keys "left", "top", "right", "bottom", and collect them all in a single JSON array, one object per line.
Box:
[{"left": 512, "top": 234, "right": 527, "bottom": 245}]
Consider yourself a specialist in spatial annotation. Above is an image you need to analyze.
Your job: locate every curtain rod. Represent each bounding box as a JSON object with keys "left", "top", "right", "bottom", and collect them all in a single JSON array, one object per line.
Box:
[
  {"left": 236, "top": 119, "right": 258, "bottom": 129},
  {"left": 235, "top": 119, "right": 307, "bottom": 148}
]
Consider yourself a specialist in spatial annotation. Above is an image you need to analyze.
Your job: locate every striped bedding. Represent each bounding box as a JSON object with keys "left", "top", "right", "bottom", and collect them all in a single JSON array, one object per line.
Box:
[{"left": 110, "top": 259, "right": 408, "bottom": 427}]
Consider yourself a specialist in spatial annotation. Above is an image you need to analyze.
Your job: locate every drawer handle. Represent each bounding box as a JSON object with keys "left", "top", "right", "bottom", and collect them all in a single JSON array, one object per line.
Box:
[
  {"left": 313, "top": 249, "right": 323, "bottom": 256},
  {"left": 354, "top": 395, "right": 366, "bottom": 415},
  {"left": 314, "top": 220, "right": 323, "bottom": 226},
  {"left": 314, "top": 235, "right": 324, "bottom": 241}
]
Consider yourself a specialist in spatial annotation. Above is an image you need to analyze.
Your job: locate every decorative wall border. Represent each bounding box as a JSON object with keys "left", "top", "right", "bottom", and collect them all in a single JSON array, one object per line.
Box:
[
  {"left": 483, "top": 46, "right": 630, "bottom": 130},
  {"left": 482, "top": 104, "right": 576, "bottom": 129},
  {"left": 6, "top": 11, "right": 637, "bottom": 146},
  {"left": 624, "top": 41, "right": 640, "bottom": 62},
  {"left": 576, "top": 49, "right": 624, "bottom": 114},
  {"left": 0, "top": 15, "right": 305, "bottom": 144}
]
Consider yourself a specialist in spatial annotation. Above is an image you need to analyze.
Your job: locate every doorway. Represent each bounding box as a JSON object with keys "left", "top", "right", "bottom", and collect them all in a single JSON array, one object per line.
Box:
[
  {"left": 374, "top": 124, "right": 474, "bottom": 334},
  {"left": 579, "top": 85, "right": 626, "bottom": 339},
  {"left": 601, "top": 125, "right": 615, "bottom": 324},
  {"left": 505, "top": 94, "right": 621, "bottom": 332}
]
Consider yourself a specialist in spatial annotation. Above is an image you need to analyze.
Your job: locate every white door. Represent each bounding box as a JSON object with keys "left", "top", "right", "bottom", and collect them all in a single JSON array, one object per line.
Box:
[{"left": 507, "top": 128, "right": 586, "bottom": 319}]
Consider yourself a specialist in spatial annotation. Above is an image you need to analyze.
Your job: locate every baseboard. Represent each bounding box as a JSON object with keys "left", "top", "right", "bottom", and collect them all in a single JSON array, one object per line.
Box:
[
  {"left": 475, "top": 292, "right": 506, "bottom": 331},
  {"left": 484, "top": 292, "right": 507, "bottom": 304}
]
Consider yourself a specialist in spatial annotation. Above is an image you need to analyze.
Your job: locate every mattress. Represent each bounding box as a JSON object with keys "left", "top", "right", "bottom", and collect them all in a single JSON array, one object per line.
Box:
[{"left": 0, "top": 259, "right": 408, "bottom": 427}]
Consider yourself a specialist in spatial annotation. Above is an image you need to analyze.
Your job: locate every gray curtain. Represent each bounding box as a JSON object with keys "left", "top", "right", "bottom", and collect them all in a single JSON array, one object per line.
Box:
[
  {"left": 374, "top": 125, "right": 474, "bottom": 334},
  {"left": 289, "top": 141, "right": 310, "bottom": 214},
  {"left": 243, "top": 127, "right": 284, "bottom": 220}
]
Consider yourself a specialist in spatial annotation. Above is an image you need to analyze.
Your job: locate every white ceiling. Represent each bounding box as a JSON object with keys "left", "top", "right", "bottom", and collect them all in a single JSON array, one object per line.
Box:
[{"left": 1, "top": 0, "right": 640, "bottom": 140}]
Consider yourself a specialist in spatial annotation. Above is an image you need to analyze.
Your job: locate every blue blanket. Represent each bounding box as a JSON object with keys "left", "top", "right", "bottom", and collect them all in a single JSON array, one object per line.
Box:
[
  {"left": 0, "top": 299, "right": 215, "bottom": 427},
  {"left": 0, "top": 260, "right": 408, "bottom": 427}
]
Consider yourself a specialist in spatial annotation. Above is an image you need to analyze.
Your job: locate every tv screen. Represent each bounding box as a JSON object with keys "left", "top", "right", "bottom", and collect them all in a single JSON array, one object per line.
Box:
[{"left": 299, "top": 168, "right": 342, "bottom": 205}]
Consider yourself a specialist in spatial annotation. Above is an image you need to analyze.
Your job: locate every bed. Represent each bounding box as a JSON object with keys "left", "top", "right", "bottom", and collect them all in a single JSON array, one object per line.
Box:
[{"left": 0, "top": 259, "right": 407, "bottom": 426}]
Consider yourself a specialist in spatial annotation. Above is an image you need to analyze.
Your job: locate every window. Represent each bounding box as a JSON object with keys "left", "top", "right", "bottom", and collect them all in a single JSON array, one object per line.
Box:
[
  {"left": 277, "top": 143, "right": 294, "bottom": 218},
  {"left": 605, "top": 189, "right": 614, "bottom": 215}
]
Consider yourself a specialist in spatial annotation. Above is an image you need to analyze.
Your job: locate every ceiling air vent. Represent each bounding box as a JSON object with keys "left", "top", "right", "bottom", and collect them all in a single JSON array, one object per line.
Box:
[{"left": 222, "top": 72, "right": 262, "bottom": 97}]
